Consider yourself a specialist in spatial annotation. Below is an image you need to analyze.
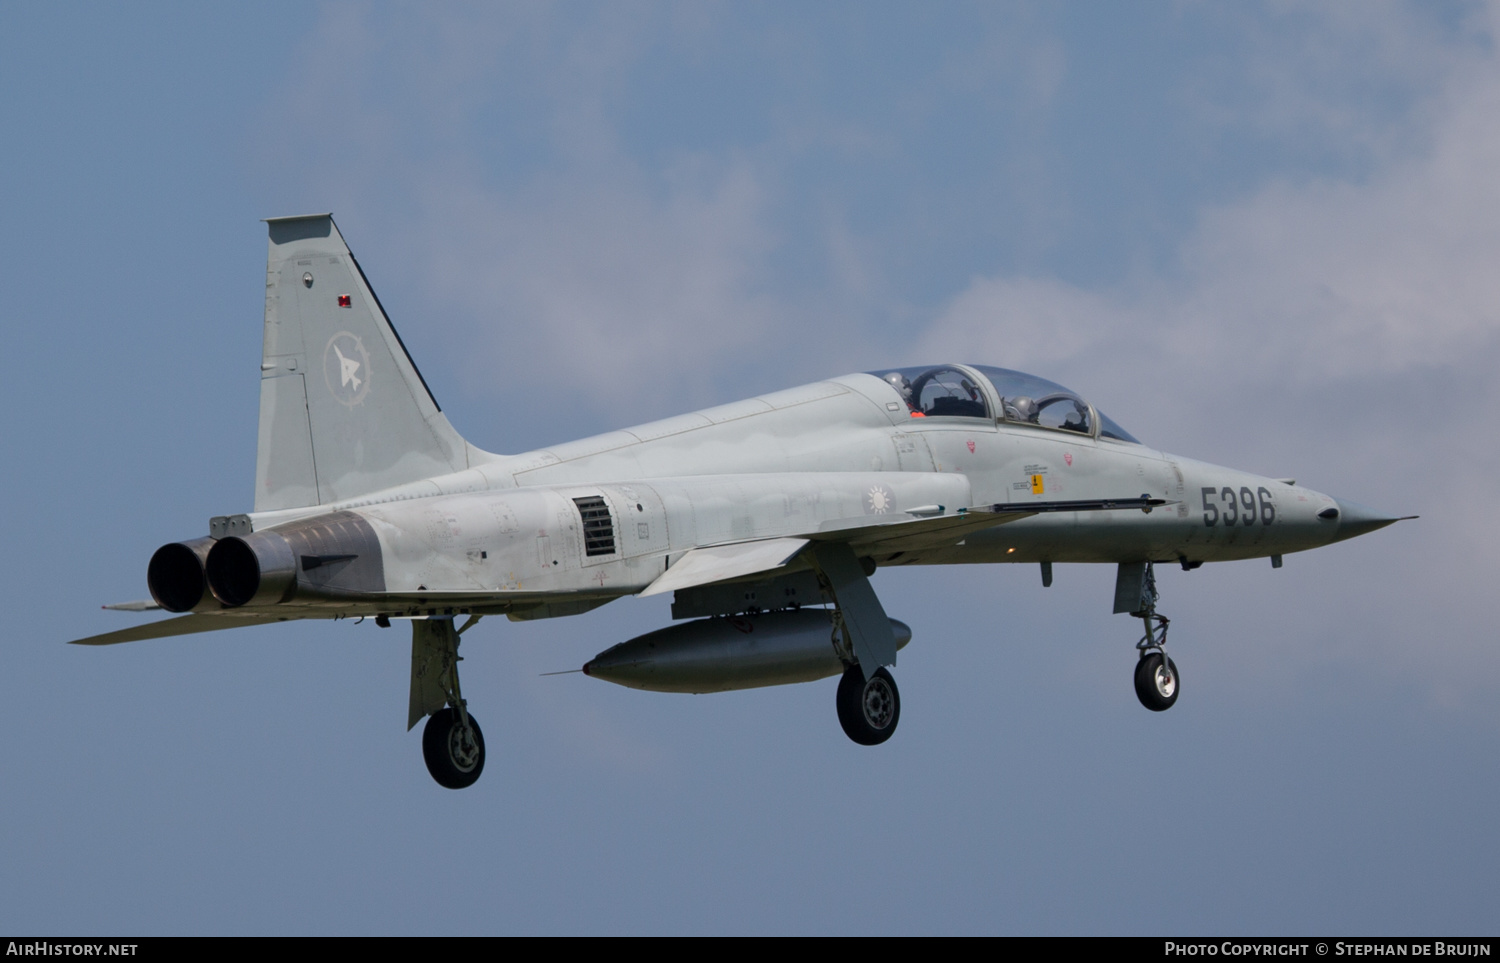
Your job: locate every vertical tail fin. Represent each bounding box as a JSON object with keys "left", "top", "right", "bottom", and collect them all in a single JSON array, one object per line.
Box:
[{"left": 255, "top": 214, "right": 478, "bottom": 512}]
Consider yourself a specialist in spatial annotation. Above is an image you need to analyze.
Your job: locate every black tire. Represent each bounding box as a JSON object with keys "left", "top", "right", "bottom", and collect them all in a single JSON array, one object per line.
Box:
[
  {"left": 422, "top": 707, "right": 486, "bottom": 789},
  {"left": 836, "top": 665, "right": 901, "bottom": 745},
  {"left": 1134, "top": 653, "right": 1179, "bottom": 712}
]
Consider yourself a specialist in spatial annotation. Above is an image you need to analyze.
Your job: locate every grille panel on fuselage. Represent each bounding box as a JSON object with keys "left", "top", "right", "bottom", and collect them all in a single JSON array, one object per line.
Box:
[{"left": 573, "top": 496, "right": 616, "bottom": 556}]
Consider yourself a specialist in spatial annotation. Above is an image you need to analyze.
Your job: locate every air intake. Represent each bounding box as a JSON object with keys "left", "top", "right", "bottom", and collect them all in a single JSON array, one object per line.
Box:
[{"left": 573, "top": 496, "right": 616, "bottom": 556}]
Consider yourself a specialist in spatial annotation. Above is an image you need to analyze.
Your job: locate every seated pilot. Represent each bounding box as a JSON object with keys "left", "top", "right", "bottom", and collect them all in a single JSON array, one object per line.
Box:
[
  {"left": 884, "top": 372, "right": 925, "bottom": 417},
  {"left": 1004, "top": 396, "right": 1039, "bottom": 423}
]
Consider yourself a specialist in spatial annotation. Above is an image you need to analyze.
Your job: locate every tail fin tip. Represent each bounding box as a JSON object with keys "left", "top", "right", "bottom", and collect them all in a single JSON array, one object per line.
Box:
[
  {"left": 264, "top": 213, "right": 335, "bottom": 245},
  {"left": 255, "top": 214, "right": 474, "bottom": 513}
]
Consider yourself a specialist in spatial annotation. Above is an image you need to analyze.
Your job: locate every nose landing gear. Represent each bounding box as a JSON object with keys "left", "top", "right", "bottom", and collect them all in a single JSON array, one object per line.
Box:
[{"left": 1124, "top": 562, "right": 1179, "bottom": 712}]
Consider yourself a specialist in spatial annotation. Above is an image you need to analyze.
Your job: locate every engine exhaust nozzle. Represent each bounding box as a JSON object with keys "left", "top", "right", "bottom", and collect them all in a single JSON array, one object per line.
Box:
[
  {"left": 204, "top": 532, "right": 297, "bottom": 608},
  {"left": 146, "top": 536, "right": 217, "bottom": 613}
]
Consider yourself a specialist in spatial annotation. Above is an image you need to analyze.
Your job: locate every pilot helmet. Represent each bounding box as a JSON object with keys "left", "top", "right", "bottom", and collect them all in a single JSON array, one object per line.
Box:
[
  {"left": 883, "top": 372, "right": 914, "bottom": 402},
  {"left": 1005, "top": 396, "right": 1039, "bottom": 422}
]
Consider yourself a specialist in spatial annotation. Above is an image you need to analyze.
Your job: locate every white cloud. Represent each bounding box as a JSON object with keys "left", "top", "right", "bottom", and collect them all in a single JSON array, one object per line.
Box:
[
  {"left": 924, "top": 13, "right": 1500, "bottom": 380},
  {"left": 415, "top": 154, "right": 787, "bottom": 416},
  {"left": 912, "top": 5, "right": 1500, "bottom": 695}
]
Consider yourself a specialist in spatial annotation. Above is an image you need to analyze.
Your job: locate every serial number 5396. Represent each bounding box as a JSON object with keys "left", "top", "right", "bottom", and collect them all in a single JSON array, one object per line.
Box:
[{"left": 1202, "top": 486, "right": 1275, "bottom": 527}]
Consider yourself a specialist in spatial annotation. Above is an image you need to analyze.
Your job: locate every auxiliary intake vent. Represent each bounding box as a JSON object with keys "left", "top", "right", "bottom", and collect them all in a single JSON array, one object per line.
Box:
[{"left": 573, "top": 496, "right": 616, "bottom": 556}]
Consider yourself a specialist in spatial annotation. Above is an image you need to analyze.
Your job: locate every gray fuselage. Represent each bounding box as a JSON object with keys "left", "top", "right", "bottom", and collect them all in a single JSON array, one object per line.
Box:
[{"left": 227, "top": 366, "right": 1349, "bottom": 619}]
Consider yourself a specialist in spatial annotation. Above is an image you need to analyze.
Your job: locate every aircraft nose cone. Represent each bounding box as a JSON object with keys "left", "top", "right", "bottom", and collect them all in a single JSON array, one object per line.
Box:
[{"left": 1328, "top": 498, "right": 1405, "bottom": 543}]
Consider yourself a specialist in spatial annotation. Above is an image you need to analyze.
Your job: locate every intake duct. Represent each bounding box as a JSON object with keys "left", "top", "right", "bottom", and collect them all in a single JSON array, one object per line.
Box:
[
  {"left": 146, "top": 537, "right": 217, "bottom": 613},
  {"left": 205, "top": 532, "right": 297, "bottom": 608}
]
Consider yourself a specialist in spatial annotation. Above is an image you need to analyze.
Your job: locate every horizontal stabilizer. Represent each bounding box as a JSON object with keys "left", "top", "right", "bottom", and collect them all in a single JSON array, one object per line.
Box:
[
  {"left": 639, "top": 538, "right": 809, "bottom": 598},
  {"left": 68, "top": 614, "right": 297, "bottom": 646}
]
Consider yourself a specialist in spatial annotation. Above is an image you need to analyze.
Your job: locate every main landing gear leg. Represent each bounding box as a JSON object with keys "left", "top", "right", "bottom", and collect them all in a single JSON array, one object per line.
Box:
[
  {"left": 1121, "top": 562, "right": 1179, "bottom": 712},
  {"left": 829, "top": 609, "right": 902, "bottom": 745},
  {"left": 812, "top": 544, "right": 905, "bottom": 746},
  {"left": 410, "top": 616, "right": 486, "bottom": 789}
]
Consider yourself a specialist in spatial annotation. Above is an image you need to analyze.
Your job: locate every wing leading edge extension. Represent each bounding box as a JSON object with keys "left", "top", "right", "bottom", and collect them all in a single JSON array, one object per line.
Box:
[{"left": 640, "top": 496, "right": 1168, "bottom": 597}]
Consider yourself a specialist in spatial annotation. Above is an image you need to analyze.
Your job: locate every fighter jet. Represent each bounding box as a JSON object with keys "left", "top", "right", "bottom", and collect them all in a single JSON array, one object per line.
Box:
[{"left": 72, "top": 214, "right": 1410, "bottom": 789}]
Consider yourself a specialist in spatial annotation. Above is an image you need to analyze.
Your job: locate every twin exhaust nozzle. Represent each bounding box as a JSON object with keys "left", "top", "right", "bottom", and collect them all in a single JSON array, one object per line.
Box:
[{"left": 147, "top": 533, "right": 296, "bottom": 612}]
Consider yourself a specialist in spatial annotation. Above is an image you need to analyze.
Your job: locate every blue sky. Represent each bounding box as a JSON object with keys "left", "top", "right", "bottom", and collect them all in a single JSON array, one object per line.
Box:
[{"left": 1, "top": 2, "right": 1496, "bottom": 934}]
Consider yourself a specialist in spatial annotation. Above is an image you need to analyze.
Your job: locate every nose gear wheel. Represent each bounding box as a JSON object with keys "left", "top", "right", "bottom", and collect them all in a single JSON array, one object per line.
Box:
[
  {"left": 1130, "top": 561, "right": 1180, "bottom": 712},
  {"left": 1134, "top": 652, "right": 1179, "bottom": 711}
]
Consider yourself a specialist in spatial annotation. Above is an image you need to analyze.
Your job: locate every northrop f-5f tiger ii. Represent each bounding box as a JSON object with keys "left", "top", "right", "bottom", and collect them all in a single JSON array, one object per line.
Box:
[{"left": 73, "top": 214, "right": 1410, "bottom": 789}]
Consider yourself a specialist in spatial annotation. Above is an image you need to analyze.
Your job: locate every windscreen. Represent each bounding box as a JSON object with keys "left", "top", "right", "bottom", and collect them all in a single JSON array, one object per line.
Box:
[
  {"left": 972, "top": 365, "right": 1140, "bottom": 443},
  {"left": 867, "top": 366, "right": 990, "bottom": 419},
  {"left": 866, "top": 363, "right": 1140, "bottom": 443}
]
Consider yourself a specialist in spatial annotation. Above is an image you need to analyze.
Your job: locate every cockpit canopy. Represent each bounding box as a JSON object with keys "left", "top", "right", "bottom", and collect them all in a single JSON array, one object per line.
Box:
[{"left": 867, "top": 363, "right": 1140, "bottom": 443}]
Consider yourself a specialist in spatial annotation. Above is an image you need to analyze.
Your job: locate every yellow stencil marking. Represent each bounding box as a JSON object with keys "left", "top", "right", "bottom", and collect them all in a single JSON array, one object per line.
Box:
[{"left": 1031, "top": 474, "right": 1045, "bottom": 495}]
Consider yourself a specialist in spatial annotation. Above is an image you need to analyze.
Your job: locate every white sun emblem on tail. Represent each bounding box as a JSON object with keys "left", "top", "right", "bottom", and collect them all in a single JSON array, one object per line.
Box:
[
  {"left": 866, "top": 484, "right": 893, "bottom": 514},
  {"left": 323, "top": 331, "right": 371, "bottom": 407}
]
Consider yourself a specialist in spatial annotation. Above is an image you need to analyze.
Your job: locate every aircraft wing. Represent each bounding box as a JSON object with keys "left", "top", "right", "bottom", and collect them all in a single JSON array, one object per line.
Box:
[
  {"left": 68, "top": 613, "right": 301, "bottom": 646},
  {"left": 639, "top": 537, "right": 809, "bottom": 598},
  {"left": 635, "top": 511, "right": 1009, "bottom": 599}
]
